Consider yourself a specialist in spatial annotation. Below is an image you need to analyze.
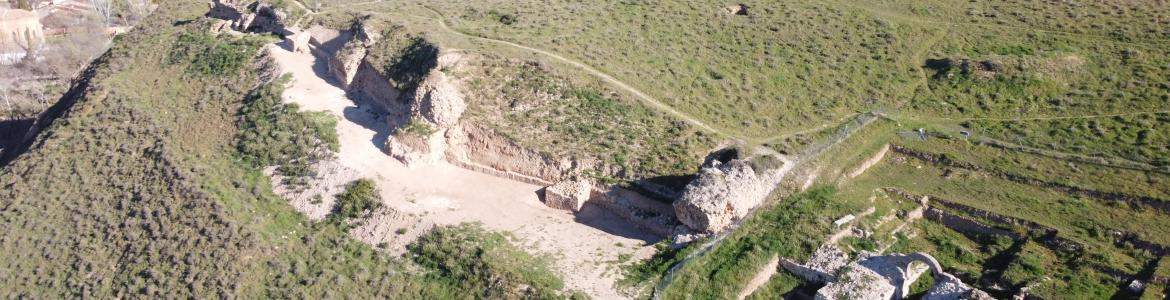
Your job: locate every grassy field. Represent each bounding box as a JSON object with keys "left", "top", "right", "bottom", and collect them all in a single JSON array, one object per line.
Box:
[
  {"left": 457, "top": 53, "right": 717, "bottom": 179},
  {"left": 419, "top": 0, "right": 935, "bottom": 138}
]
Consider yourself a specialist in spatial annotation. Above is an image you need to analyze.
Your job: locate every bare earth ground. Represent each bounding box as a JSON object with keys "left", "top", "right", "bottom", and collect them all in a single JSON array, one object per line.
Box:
[{"left": 266, "top": 44, "right": 658, "bottom": 299}]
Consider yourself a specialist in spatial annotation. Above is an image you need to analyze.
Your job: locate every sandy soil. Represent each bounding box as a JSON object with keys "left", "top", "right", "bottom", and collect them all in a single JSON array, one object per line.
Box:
[{"left": 266, "top": 43, "right": 658, "bottom": 299}]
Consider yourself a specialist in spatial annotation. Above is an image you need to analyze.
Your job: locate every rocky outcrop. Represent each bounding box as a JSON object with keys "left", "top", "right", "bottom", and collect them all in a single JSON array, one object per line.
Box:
[
  {"left": 206, "top": 0, "right": 290, "bottom": 35},
  {"left": 385, "top": 127, "right": 447, "bottom": 166},
  {"left": 303, "top": 18, "right": 684, "bottom": 237},
  {"left": 284, "top": 30, "right": 311, "bottom": 53},
  {"left": 541, "top": 179, "right": 592, "bottom": 212},
  {"left": 673, "top": 145, "right": 792, "bottom": 233},
  {"left": 329, "top": 39, "right": 367, "bottom": 89},
  {"left": 411, "top": 69, "right": 466, "bottom": 128}
]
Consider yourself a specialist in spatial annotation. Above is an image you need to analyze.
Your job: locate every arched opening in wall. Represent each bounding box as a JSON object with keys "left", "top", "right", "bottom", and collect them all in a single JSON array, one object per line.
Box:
[{"left": 904, "top": 261, "right": 935, "bottom": 300}]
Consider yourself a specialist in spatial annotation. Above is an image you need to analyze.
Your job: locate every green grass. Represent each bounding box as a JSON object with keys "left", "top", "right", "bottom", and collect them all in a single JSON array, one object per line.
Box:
[
  {"left": 408, "top": 223, "right": 571, "bottom": 299},
  {"left": 894, "top": 136, "right": 1170, "bottom": 201},
  {"left": 966, "top": 113, "right": 1170, "bottom": 168},
  {"left": 743, "top": 269, "right": 803, "bottom": 300},
  {"left": 423, "top": 0, "right": 934, "bottom": 137},
  {"left": 857, "top": 0, "right": 1170, "bottom": 42},
  {"left": 656, "top": 187, "right": 863, "bottom": 299}
]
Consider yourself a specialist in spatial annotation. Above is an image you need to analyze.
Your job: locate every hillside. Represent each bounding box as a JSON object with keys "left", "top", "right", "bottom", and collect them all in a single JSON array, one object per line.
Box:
[
  {"left": 0, "top": 1, "right": 569, "bottom": 298},
  {"left": 1, "top": 0, "right": 1168, "bottom": 299}
]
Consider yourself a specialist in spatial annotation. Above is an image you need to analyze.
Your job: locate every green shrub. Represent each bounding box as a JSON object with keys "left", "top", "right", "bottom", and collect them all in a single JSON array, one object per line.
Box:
[
  {"left": 236, "top": 75, "right": 339, "bottom": 181},
  {"left": 398, "top": 118, "right": 436, "bottom": 136},
  {"left": 168, "top": 32, "right": 267, "bottom": 76},
  {"left": 332, "top": 179, "right": 381, "bottom": 221},
  {"left": 408, "top": 223, "right": 568, "bottom": 299}
]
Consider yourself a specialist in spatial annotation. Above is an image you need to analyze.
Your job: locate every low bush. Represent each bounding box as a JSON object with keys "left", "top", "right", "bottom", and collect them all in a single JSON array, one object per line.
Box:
[
  {"left": 332, "top": 179, "right": 381, "bottom": 221},
  {"left": 408, "top": 223, "right": 569, "bottom": 299}
]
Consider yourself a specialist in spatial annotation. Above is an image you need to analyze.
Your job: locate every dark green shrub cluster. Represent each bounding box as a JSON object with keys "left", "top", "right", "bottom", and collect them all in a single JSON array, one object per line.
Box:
[
  {"left": 408, "top": 223, "right": 570, "bottom": 299},
  {"left": 167, "top": 31, "right": 267, "bottom": 76},
  {"left": 331, "top": 179, "right": 381, "bottom": 221},
  {"left": 236, "top": 75, "right": 339, "bottom": 181}
]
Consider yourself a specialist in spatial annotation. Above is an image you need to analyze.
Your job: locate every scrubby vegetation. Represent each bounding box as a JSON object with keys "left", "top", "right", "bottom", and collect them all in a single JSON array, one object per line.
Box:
[
  {"left": 4, "top": 0, "right": 1169, "bottom": 298},
  {"left": 0, "top": 3, "right": 566, "bottom": 298},
  {"left": 459, "top": 54, "right": 716, "bottom": 179},
  {"left": 408, "top": 223, "right": 571, "bottom": 299},
  {"left": 331, "top": 179, "right": 381, "bottom": 221},
  {"left": 237, "top": 74, "right": 339, "bottom": 182},
  {"left": 426, "top": 0, "right": 932, "bottom": 137},
  {"left": 365, "top": 24, "right": 440, "bottom": 92}
]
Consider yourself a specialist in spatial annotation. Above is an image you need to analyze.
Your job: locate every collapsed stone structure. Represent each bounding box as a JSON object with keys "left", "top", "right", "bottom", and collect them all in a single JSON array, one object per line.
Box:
[
  {"left": 673, "top": 145, "right": 792, "bottom": 233},
  {"left": 783, "top": 245, "right": 994, "bottom": 300},
  {"left": 207, "top": 0, "right": 290, "bottom": 35}
]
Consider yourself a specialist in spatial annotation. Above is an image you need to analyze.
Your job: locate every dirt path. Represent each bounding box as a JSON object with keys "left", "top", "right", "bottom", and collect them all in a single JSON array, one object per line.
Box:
[{"left": 267, "top": 43, "right": 657, "bottom": 299}]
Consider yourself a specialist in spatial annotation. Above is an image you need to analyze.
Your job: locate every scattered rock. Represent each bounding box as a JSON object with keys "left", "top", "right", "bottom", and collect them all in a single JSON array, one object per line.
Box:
[
  {"left": 541, "top": 179, "right": 593, "bottom": 212},
  {"left": 816, "top": 264, "right": 896, "bottom": 300},
  {"left": 924, "top": 272, "right": 996, "bottom": 300}
]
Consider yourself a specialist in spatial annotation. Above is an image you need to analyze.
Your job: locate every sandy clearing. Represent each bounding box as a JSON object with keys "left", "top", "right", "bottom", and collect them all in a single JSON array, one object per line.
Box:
[{"left": 266, "top": 43, "right": 658, "bottom": 299}]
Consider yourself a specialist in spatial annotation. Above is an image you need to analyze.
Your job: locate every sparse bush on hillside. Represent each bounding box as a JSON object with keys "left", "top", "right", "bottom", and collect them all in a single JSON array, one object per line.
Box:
[
  {"left": 408, "top": 223, "right": 571, "bottom": 299},
  {"left": 167, "top": 31, "right": 268, "bottom": 76},
  {"left": 236, "top": 74, "right": 339, "bottom": 182},
  {"left": 398, "top": 117, "right": 436, "bottom": 136},
  {"left": 332, "top": 179, "right": 381, "bottom": 221}
]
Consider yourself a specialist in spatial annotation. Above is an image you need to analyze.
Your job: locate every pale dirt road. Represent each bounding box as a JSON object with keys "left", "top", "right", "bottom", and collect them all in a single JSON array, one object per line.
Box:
[{"left": 268, "top": 44, "right": 657, "bottom": 299}]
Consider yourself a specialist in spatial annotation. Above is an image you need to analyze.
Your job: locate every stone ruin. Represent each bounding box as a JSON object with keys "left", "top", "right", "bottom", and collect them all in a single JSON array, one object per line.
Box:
[
  {"left": 673, "top": 144, "right": 791, "bottom": 233},
  {"left": 784, "top": 245, "right": 994, "bottom": 300},
  {"left": 541, "top": 179, "right": 592, "bottom": 212},
  {"left": 206, "top": 0, "right": 290, "bottom": 35}
]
